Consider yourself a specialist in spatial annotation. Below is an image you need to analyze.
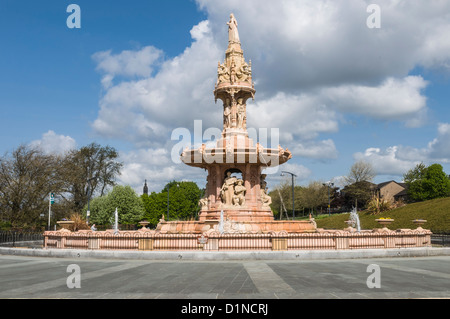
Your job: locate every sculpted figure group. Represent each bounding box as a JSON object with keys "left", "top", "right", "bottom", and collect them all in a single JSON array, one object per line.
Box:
[
  {"left": 219, "top": 172, "right": 272, "bottom": 208},
  {"left": 220, "top": 171, "right": 246, "bottom": 207},
  {"left": 216, "top": 14, "right": 252, "bottom": 86},
  {"left": 223, "top": 97, "right": 246, "bottom": 129},
  {"left": 217, "top": 60, "right": 251, "bottom": 86}
]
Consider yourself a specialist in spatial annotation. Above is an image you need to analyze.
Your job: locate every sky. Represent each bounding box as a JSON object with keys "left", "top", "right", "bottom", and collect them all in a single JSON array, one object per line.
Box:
[{"left": 1, "top": 0, "right": 450, "bottom": 194}]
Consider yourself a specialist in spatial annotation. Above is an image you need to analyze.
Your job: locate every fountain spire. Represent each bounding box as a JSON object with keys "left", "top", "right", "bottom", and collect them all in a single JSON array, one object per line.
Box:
[{"left": 215, "top": 14, "right": 254, "bottom": 133}]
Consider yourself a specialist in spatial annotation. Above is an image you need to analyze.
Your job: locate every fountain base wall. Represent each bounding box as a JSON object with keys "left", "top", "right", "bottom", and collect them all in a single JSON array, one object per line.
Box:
[
  {"left": 43, "top": 227, "right": 433, "bottom": 251},
  {"left": 155, "top": 218, "right": 317, "bottom": 234}
]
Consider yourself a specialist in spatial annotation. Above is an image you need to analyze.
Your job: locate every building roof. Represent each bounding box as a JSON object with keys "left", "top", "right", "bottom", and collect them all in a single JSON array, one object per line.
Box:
[{"left": 376, "top": 180, "right": 406, "bottom": 190}]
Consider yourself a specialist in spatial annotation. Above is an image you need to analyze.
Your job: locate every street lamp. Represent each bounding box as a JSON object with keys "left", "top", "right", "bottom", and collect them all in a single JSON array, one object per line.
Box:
[
  {"left": 86, "top": 176, "right": 97, "bottom": 225},
  {"left": 281, "top": 171, "right": 297, "bottom": 220},
  {"left": 323, "top": 182, "right": 334, "bottom": 217}
]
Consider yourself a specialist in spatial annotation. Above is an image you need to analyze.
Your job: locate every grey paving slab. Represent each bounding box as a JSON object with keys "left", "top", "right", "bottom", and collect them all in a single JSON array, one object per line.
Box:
[{"left": 0, "top": 254, "right": 449, "bottom": 299}]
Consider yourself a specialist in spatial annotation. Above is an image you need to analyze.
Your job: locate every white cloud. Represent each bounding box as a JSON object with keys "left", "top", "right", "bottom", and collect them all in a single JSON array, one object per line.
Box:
[
  {"left": 197, "top": 0, "right": 450, "bottom": 91},
  {"left": 117, "top": 147, "right": 208, "bottom": 194},
  {"left": 89, "top": 1, "right": 450, "bottom": 190},
  {"left": 427, "top": 123, "right": 450, "bottom": 162},
  {"left": 263, "top": 162, "right": 312, "bottom": 190},
  {"left": 93, "top": 46, "right": 163, "bottom": 89},
  {"left": 329, "top": 175, "right": 347, "bottom": 189},
  {"left": 248, "top": 92, "right": 339, "bottom": 142},
  {"left": 290, "top": 139, "right": 338, "bottom": 160},
  {"left": 91, "top": 20, "right": 221, "bottom": 147},
  {"left": 90, "top": 1, "right": 450, "bottom": 148},
  {"left": 30, "top": 130, "right": 76, "bottom": 155},
  {"left": 353, "top": 146, "right": 420, "bottom": 176},
  {"left": 323, "top": 76, "right": 428, "bottom": 125},
  {"left": 353, "top": 122, "right": 450, "bottom": 177}
]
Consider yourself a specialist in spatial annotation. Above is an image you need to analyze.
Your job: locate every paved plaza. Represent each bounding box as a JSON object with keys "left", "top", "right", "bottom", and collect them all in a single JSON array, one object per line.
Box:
[{"left": 0, "top": 253, "right": 448, "bottom": 299}]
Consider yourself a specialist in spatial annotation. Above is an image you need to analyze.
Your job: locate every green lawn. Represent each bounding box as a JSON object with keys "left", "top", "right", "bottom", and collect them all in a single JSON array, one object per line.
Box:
[{"left": 315, "top": 197, "right": 450, "bottom": 233}]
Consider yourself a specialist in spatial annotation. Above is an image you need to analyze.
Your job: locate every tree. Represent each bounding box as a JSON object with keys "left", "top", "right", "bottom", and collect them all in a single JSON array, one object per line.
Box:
[
  {"left": 85, "top": 185, "right": 145, "bottom": 226},
  {"left": 141, "top": 181, "right": 203, "bottom": 227},
  {"left": 405, "top": 163, "right": 450, "bottom": 202},
  {"left": 269, "top": 181, "right": 291, "bottom": 219},
  {"left": 345, "top": 160, "right": 376, "bottom": 185},
  {"left": 342, "top": 181, "right": 375, "bottom": 210},
  {"left": 423, "top": 164, "right": 450, "bottom": 199},
  {"left": 0, "top": 145, "right": 64, "bottom": 228},
  {"left": 404, "top": 163, "right": 429, "bottom": 202},
  {"left": 344, "top": 160, "right": 376, "bottom": 210},
  {"left": 61, "top": 143, "right": 123, "bottom": 212},
  {"left": 141, "top": 191, "right": 168, "bottom": 227},
  {"left": 299, "top": 181, "right": 329, "bottom": 215},
  {"left": 270, "top": 181, "right": 331, "bottom": 218},
  {"left": 403, "top": 162, "right": 427, "bottom": 183}
]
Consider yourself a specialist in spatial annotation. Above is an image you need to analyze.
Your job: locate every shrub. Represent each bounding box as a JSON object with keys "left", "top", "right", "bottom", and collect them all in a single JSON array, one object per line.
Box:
[{"left": 366, "top": 195, "right": 393, "bottom": 215}]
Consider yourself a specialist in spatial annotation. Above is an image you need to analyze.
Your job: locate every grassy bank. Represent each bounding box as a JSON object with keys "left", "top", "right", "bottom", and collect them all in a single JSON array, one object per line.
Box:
[{"left": 315, "top": 197, "right": 450, "bottom": 233}]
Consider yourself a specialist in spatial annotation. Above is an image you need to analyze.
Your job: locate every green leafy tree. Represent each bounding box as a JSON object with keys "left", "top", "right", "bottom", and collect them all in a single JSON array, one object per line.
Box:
[
  {"left": 85, "top": 185, "right": 144, "bottom": 226},
  {"left": 423, "top": 164, "right": 450, "bottom": 199},
  {"left": 299, "top": 181, "right": 329, "bottom": 215},
  {"left": 141, "top": 181, "right": 203, "bottom": 227},
  {"left": 141, "top": 191, "right": 168, "bottom": 227},
  {"left": 269, "top": 182, "right": 307, "bottom": 219},
  {"left": 405, "top": 163, "right": 450, "bottom": 201},
  {"left": 404, "top": 163, "right": 428, "bottom": 201}
]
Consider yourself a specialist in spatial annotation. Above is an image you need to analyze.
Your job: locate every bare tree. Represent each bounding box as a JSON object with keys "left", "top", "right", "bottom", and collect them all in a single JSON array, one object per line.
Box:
[
  {"left": 60, "top": 143, "right": 123, "bottom": 212},
  {"left": 345, "top": 160, "right": 376, "bottom": 185},
  {"left": 0, "top": 145, "right": 64, "bottom": 227},
  {"left": 269, "top": 180, "right": 291, "bottom": 219},
  {"left": 344, "top": 160, "right": 376, "bottom": 210}
]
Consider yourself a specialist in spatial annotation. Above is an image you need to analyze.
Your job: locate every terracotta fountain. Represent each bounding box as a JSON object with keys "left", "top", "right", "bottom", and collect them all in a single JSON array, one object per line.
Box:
[{"left": 157, "top": 13, "right": 316, "bottom": 234}]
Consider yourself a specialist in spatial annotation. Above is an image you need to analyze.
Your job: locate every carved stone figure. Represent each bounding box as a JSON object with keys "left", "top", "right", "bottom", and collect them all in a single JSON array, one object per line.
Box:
[
  {"left": 230, "top": 60, "right": 237, "bottom": 84},
  {"left": 236, "top": 62, "right": 251, "bottom": 83},
  {"left": 220, "top": 171, "right": 237, "bottom": 205},
  {"left": 199, "top": 197, "right": 209, "bottom": 210},
  {"left": 233, "top": 179, "right": 246, "bottom": 206},
  {"left": 224, "top": 99, "right": 232, "bottom": 128},
  {"left": 227, "top": 13, "right": 240, "bottom": 43},
  {"left": 217, "top": 62, "right": 230, "bottom": 84},
  {"left": 237, "top": 98, "right": 246, "bottom": 129},
  {"left": 260, "top": 177, "right": 272, "bottom": 207}
]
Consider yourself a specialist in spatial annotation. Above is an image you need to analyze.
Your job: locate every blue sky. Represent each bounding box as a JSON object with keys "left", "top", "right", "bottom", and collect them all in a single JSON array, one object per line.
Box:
[{"left": 1, "top": 0, "right": 450, "bottom": 193}]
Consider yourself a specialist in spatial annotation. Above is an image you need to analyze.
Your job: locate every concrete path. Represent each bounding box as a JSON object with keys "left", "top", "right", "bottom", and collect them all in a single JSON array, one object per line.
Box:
[{"left": 0, "top": 253, "right": 448, "bottom": 299}]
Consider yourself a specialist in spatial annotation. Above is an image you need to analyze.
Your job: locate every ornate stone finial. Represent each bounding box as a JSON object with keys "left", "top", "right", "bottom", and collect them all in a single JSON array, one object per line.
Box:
[{"left": 215, "top": 14, "right": 255, "bottom": 137}]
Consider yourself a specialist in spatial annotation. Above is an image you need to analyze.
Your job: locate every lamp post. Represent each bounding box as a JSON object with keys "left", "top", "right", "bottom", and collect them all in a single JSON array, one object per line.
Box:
[
  {"left": 323, "top": 182, "right": 334, "bottom": 217},
  {"left": 86, "top": 177, "right": 97, "bottom": 225},
  {"left": 281, "top": 171, "right": 297, "bottom": 220},
  {"left": 48, "top": 192, "right": 54, "bottom": 231}
]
